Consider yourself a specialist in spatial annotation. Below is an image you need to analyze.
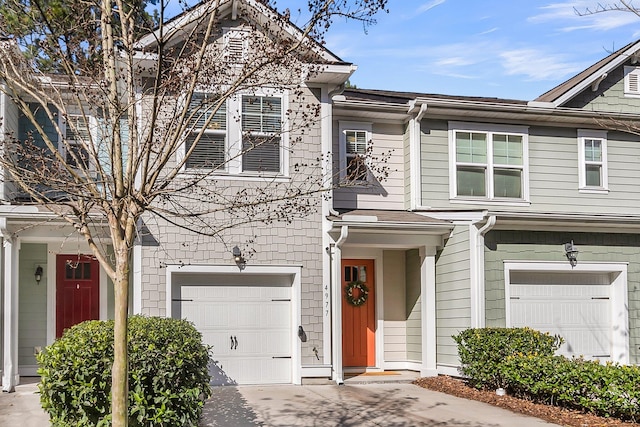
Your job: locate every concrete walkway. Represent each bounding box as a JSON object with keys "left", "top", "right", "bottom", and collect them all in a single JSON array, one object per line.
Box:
[{"left": 0, "top": 378, "right": 560, "bottom": 426}]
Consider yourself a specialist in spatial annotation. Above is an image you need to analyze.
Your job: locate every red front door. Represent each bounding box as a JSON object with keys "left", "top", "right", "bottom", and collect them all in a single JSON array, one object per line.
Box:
[
  {"left": 56, "top": 255, "right": 100, "bottom": 338},
  {"left": 342, "top": 259, "right": 375, "bottom": 367}
]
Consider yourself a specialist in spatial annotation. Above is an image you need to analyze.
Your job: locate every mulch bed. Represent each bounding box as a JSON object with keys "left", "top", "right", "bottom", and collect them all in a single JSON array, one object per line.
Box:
[{"left": 414, "top": 376, "right": 639, "bottom": 427}]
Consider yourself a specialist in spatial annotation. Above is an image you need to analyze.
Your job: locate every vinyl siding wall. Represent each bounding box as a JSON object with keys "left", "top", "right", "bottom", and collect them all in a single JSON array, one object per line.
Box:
[
  {"left": 435, "top": 226, "right": 471, "bottom": 366},
  {"left": 382, "top": 250, "right": 407, "bottom": 362},
  {"left": 1, "top": 91, "right": 20, "bottom": 200},
  {"left": 139, "top": 86, "right": 326, "bottom": 366},
  {"left": 18, "top": 243, "right": 48, "bottom": 367},
  {"left": 405, "top": 249, "right": 422, "bottom": 361},
  {"left": 484, "top": 230, "right": 640, "bottom": 364},
  {"left": 333, "top": 120, "right": 406, "bottom": 210},
  {"left": 565, "top": 62, "right": 640, "bottom": 114},
  {"left": 420, "top": 119, "right": 640, "bottom": 215},
  {"left": 403, "top": 123, "right": 411, "bottom": 209}
]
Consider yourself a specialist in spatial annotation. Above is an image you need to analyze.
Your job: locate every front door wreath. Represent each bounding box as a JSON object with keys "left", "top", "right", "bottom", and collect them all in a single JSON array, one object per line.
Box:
[{"left": 345, "top": 281, "right": 369, "bottom": 306}]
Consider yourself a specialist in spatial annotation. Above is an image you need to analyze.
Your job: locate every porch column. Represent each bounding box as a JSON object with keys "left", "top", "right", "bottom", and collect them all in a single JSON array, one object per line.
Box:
[
  {"left": 2, "top": 235, "right": 20, "bottom": 392},
  {"left": 420, "top": 246, "right": 437, "bottom": 377},
  {"left": 331, "top": 225, "right": 349, "bottom": 385}
]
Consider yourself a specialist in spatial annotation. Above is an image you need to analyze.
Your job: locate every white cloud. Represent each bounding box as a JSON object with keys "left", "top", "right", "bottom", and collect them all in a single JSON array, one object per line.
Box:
[
  {"left": 478, "top": 27, "right": 499, "bottom": 35},
  {"left": 416, "top": 0, "right": 446, "bottom": 15},
  {"left": 529, "top": 1, "right": 639, "bottom": 31},
  {"left": 500, "top": 49, "right": 586, "bottom": 81}
]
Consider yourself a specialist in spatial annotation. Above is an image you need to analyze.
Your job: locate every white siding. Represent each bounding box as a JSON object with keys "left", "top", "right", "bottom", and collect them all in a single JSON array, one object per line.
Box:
[{"left": 333, "top": 119, "right": 406, "bottom": 210}]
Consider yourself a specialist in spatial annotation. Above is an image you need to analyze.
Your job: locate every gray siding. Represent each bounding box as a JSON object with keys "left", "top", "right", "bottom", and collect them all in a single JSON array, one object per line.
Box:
[
  {"left": 420, "top": 119, "right": 640, "bottom": 215},
  {"left": 1, "top": 92, "right": 20, "bottom": 201},
  {"left": 484, "top": 230, "right": 640, "bottom": 364},
  {"left": 18, "top": 243, "right": 48, "bottom": 367},
  {"left": 140, "top": 87, "right": 325, "bottom": 365},
  {"left": 333, "top": 119, "right": 406, "bottom": 210},
  {"left": 405, "top": 249, "right": 422, "bottom": 361},
  {"left": 435, "top": 226, "right": 471, "bottom": 366}
]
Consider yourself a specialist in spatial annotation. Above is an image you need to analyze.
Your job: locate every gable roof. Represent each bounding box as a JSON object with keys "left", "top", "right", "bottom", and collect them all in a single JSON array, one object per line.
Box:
[
  {"left": 533, "top": 39, "right": 640, "bottom": 107},
  {"left": 136, "top": 0, "right": 346, "bottom": 64}
]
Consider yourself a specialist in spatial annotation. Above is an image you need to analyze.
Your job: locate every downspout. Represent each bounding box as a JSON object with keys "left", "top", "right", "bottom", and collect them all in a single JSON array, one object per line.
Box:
[
  {"left": 409, "top": 103, "right": 428, "bottom": 210},
  {"left": 470, "top": 215, "right": 496, "bottom": 328},
  {"left": 331, "top": 225, "right": 348, "bottom": 385}
]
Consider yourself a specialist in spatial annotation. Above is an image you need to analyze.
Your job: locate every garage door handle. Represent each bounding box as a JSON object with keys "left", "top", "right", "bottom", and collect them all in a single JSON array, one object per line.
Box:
[
  {"left": 591, "top": 297, "right": 609, "bottom": 300},
  {"left": 230, "top": 336, "right": 238, "bottom": 350},
  {"left": 272, "top": 356, "right": 291, "bottom": 359},
  {"left": 593, "top": 355, "right": 610, "bottom": 358}
]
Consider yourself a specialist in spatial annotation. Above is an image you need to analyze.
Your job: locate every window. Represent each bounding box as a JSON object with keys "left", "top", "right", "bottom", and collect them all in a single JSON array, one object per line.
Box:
[
  {"left": 185, "top": 93, "right": 227, "bottom": 170},
  {"left": 450, "top": 122, "right": 528, "bottom": 201},
  {"left": 64, "top": 116, "right": 91, "bottom": 169},
  {"left": 339, "top": 121, "right": 372, "bottom": 182},
  {"left": 624, "top": 66, "right": 640, "bottom": 97},
  {"left": 578, "top": 129, "right": 608, "bottom": 192},
  {"left": 241, "top": 95, "right": 281, "bottom": 173}
]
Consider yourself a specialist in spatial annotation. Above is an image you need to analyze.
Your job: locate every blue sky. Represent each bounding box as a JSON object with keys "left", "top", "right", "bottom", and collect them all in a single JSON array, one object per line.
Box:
[{"left": 279, "top": 0, "right": 640, "bottom": 100}]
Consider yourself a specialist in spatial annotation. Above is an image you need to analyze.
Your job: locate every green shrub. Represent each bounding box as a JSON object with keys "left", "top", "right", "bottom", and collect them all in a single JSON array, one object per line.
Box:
[
  {"left": 452, "top": 327, "right": 561, "bottom": 390},
  {"left": 37, "top": 316, "right": 212, "bottom": 427},
  {"left": 501, "top": 354, "right": 640, "bottom": 422}
]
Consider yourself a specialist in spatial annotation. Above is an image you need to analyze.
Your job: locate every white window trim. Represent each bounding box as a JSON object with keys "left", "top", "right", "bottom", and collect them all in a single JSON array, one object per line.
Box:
[
  {"left": 178, "top": 92, "right": 229, "bottom": 173},
  {"left": 448, "top": 121, "right": 529, "bottom": 203},
  {"left": 623, "top": 66, "right": 640, "bottom": 98},
  {"left": 238, "top": 91, "right": 289, "bottom": 176},
  {"left": 338, "top": 121, "right": 372, "bottom": 181},
  {"left": 577, "top": 129, "right": 608, "bottom": 193},
  {"left": 62, "top": 114, "right": 98, "bottom": 177},
  {"left": 179, "top": 89, "right": 289, "bottom": 178},
  {"left": 503, "top": 261, "right": 629, "bottom": 365}
]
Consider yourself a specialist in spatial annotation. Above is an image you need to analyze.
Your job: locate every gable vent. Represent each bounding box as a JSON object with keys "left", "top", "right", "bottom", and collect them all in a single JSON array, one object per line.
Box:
[
  {"left": 624, "top": 66, "right": 640, "bottom": 95},
  {"left": 224, "top": 29, "right": 248, "bottom": 63}
]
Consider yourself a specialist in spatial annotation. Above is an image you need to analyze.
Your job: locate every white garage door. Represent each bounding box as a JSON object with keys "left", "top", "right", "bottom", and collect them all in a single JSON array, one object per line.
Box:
[
  {"left": 181, "top": 284, "right": 292, "bottom": 385},
  {"left": 510, "top": 272, "right": 611, "bottom": 361}
]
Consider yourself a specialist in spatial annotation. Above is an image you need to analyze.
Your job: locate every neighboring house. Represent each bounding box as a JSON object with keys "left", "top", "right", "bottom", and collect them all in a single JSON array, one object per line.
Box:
[
  {"left": 333, "top": 38, "right": 640, "bottom": 376},
  {"left": 2, "top": 0, "right": 639, "bottom": 391}
]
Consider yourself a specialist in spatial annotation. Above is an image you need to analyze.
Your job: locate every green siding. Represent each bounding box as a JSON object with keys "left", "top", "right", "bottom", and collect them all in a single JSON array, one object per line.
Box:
[
  {"left": 420, "top": 118, "right": 640, "bottom": 215},
  {"left": 18, "top": 243, "right": 48, "bottom": 367},
  {"left": 484, "top": 230, "right": 640, "bottom": 364},
  {"left": 565, "top": 62, "right": 640, "bottom": 114},
  {"left": 435, "top": 225, "right": 471, "bottom": 366},
  {"left": 405, "top": 249, "right": 421, "bottom": 361}
]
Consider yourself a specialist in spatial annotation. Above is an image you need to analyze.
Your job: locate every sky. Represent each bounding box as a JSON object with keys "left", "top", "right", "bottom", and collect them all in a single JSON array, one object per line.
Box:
[{"left": 277, "top": 0, "right": 640, "bottom": 101}]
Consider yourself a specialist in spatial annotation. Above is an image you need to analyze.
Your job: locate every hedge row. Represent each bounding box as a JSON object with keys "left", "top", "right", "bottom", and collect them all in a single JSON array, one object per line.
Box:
[
  {"left": 453, "top": 328, "right": 640, "bottom": 422},
  {"left": 37, "top": 316, "right": 212, "bottom": 427}
]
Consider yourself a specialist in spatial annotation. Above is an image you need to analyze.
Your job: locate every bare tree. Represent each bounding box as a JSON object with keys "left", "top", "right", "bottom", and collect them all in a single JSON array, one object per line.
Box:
[{"left": 0, "top": 0, "right": 388, "bottom": 425}]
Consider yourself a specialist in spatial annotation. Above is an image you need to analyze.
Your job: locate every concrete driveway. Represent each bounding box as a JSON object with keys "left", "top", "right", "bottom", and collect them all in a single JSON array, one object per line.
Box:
[
  {"left": 1, "top": 379, "right": 559, "bottom": 426},
  {"left": 200, "top": 383, "right": 559, "bottom": 427}
]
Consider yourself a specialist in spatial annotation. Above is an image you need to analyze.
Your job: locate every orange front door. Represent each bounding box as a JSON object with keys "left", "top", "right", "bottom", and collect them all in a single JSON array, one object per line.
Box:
[
  {"left": 56, "top": 255, "right": 100, "bottom": 338},
  {"left": 342, "top": 259, "right": 375, "bottom": 367}
]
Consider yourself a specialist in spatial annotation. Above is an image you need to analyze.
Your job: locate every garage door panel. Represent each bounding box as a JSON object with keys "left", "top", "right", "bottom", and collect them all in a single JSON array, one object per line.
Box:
[
  {"left": 511, "top": 281, "right": 612, "bottom": 361},
  {"left": 181, "top": 284, "right": 292, "bottom": 385}
]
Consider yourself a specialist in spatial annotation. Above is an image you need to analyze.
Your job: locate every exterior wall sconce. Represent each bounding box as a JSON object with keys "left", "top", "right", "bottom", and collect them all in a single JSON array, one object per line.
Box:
[
  {"left": 35, "top": 265, "right": 43, "bottom": 284},
  {"left": 565, "top": 241, "right": 578, "bottom": 268},
  {"left": 232, "top": 246, "right": 246, "bottom": 270}
]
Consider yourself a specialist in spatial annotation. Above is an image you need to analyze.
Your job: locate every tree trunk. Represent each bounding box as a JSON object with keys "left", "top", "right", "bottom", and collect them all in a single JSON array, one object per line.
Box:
[{"left": 111, "top": 245, "right": 130, "bottom": 427}]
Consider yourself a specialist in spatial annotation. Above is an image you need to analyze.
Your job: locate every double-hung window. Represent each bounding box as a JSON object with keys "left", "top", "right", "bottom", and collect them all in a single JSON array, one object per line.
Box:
[
  {"left": 450, "top": 122, "right": 528, "bottom": 201},
  {"left": 339, "top": 121, "right": 372, "bottom": 182},
  {"left": 64, "top": 115, "right": 92, "bottom": 171},
  {"left": 241, "top": 95, "right": 281, "bottom": 173},
  {"left": 185, "top": 93, "right": 227, "bottom": 170},
  {"left": 578, "top": 129, "right": 608, "bottom": 192}
]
